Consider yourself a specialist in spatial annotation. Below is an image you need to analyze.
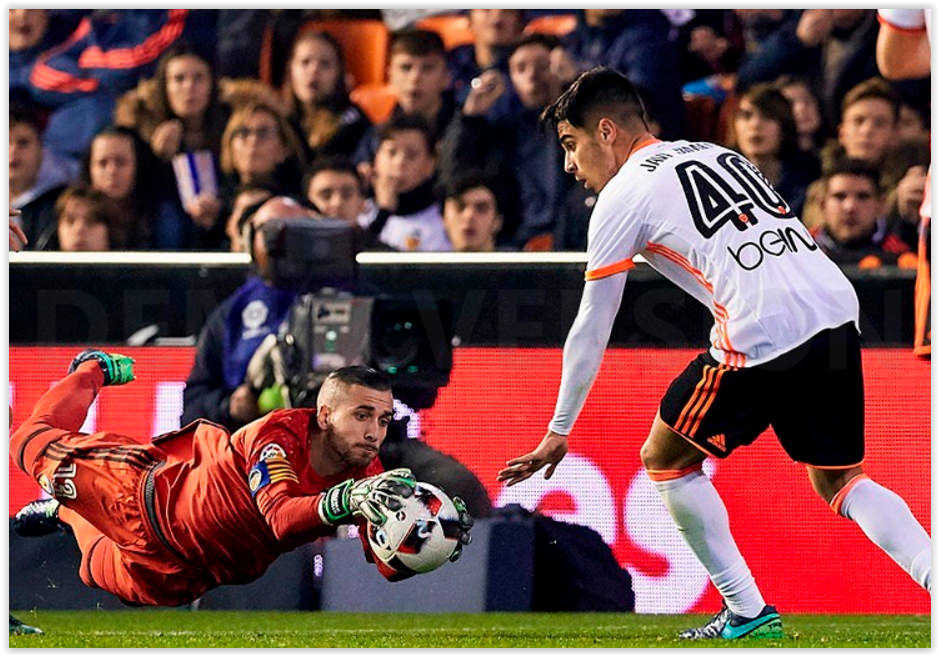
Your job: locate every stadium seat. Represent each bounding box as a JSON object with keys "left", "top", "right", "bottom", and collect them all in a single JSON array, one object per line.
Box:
[
  {"left": 417, "top": 14, "right": 475, "bottom": 50},
  {"left": 523, "top": 14, "right": 578, "bottom": 37},
  {"left": 300, "top": 19, "right": 390, "bottom": 87},
  {"left": 350, "top": 83, "right": 398, "bottom": 124}
]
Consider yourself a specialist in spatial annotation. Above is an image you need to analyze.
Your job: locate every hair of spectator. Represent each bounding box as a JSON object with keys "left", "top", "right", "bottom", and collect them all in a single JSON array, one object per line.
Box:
[
  {"left": 10, "top": 102, "right": 45, "bottom": 135},
  {"left": 152, "top": 43, "right": 220, "bottom": 120},
  {"left": 823, "top": 157, "right": 882, "bottom": 195},
  {"left": 540, "top": 66, "right": 647, "bottom": 131},
  {"left": 440, "top": 171, "right": 502, "bottom": 215},
  {"left": 388, "top": 28, "right": 446, "bottom": 59},
  {"left": 841, "top": 77, "right": 901, "bottom": 123},
  {"left": 283, "top": 30, "right": 349, "bottom": 109},
  {"left": 54, "top": 185, "right": 120, "bottom": 228},
  {"left": 303, "top": 156, "right": 364, "bottom": 196},
  {"left": 316, "top": 365, "right": 392, "bottom": 411},
  {"left": 376, "top": 114, "right": 435, "bottom": 155},
  {"left": 733, "top": 83, "right": 800, "bottom": 160},
  {"left": 507, "top": 32, "right": 561, "bottom": 61},
  {"left": 219, "top": 101, "right": 306, "bottom": 174}
]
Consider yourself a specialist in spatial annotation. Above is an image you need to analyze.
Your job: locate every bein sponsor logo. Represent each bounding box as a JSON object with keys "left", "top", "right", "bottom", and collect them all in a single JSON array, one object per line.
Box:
[{"left": 726, "top": 226, "right": 818, "bottom": 271}]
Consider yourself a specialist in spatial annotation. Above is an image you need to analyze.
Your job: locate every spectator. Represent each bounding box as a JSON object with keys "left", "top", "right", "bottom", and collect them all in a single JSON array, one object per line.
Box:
[
  {"left": 441, "top": 173, "right": 503, "bottom": 252},
  {"left": 52, "top": 186, "right": 116, "bottom": 252},
  {"left": 115, "top": 45, "right": 230, "bottom": 246},
  {"left": 116, "top": 45, "right": 228, "bottom": 162},
  {"left": 9, "top": 105, "right": 74, "bottom": 250},
  {"left": 82, "top": 126, "right": 187, "bottom": 250},
  {"left": 774, "top": 75, "right": 830, "bottom": 156},
  {"left": 181, "top": 195, "right": 318, "bottom": 431},
  {"left": 564, "top": 10, "right": 685, "bottom": 139},
  {"left": 360, "top": 115, "right": 449, "bottom": 252},
  {"left": 24, "top": 10, "right": 217, "bottom": 166},
  {"left": 224, "top": 184, "right": 277, "bottom": 252},
  {"left": 729, "top": 84, "right": 819, "bottom": 216},
  {"left": 677, "top": 10, "right": 744, "bottom": 83},
  {"left": 449, "top": 10, "right": 526, "bottom": 100},
  {"left": 897, "top": 99, "right": 930, "bottom": 143},
  {"left": 834, "top": 77, "right": 900, "bottom": 168},
  {"left": 354, "top": 29, "right": 456, "bottom": 167},
  {"left": 304, "top": 157, "right": 366, "bottom": 225},
  {"left": 281, "top": 30, "right": 371, "bottom": 161},
  {"left": 441, "top": 34, "right": 580, "bottom": 248},
  {"left": 811, "top": 158, "right": 910, "bottom": 266},
  {"left": 881, "top": 137, "right": 931, "bottom": 252},
  {"left": 219, "top": 101, "right": 307, "bottom": 219},
  {"left": 9, "top": 9, "right": 86, "bottom": 97}
]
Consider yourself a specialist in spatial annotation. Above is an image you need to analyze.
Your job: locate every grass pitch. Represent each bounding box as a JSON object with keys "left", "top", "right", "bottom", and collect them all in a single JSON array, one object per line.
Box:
[{"left": 9, "top": 610, "right": 929, "bottom": 648}]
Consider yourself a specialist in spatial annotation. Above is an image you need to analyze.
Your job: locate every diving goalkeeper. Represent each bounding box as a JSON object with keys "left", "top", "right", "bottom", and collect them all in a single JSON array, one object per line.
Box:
[{"left": 11, "top": 353, "right": 472, "bottom": 606}]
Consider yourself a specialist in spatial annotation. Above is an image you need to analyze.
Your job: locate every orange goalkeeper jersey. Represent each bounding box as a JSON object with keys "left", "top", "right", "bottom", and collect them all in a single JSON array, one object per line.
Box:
[{"left": 147, "top": 409, "right": 383, "bottom": 590}]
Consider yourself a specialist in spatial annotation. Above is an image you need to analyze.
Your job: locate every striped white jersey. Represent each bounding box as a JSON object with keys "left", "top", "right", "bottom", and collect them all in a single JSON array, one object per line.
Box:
[{"left": 585, "top": 138, "right": 859, "bottom": 367}]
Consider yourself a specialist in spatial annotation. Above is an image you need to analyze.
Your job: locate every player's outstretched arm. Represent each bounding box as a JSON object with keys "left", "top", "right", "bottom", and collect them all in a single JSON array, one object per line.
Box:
[{"left": 497, "top": 273, "right": 628, "bottom": 486}]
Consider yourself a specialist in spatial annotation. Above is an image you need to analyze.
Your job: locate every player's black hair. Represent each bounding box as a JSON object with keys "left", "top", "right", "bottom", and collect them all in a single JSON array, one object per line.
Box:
[
  {"left": 376, "top": 114, "right": 435, "bottom": 155},
  {"left": 303, "top": 156, "right": 364, "bottom": 196},
  {"left": 824, "top": 157, "right": 882, "bottom": 194},
  {"left": 506, "top": 32, "right": 561, "bottom": 61},
  {"left": 326, "top": 365, "right": 392, "bottom": 392},
  {"left": 439, "top": 171, "right": 502, "bottom": 214},
  {"left": 540, "top": 66, "right": 647, "bottom": 130},
  {"left": 389, "top": 28, "right": 446, "bottom": 59}
]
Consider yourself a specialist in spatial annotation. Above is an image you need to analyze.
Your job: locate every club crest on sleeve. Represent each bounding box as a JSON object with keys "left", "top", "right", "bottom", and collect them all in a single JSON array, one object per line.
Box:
[{"left": 260, "top": 443, "right": 287, "bottom": 462}]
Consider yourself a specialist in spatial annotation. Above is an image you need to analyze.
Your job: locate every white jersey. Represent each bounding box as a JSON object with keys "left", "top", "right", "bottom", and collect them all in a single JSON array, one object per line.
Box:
[{"left": 585, "top": 138, "right": 859, "bottom": 367}]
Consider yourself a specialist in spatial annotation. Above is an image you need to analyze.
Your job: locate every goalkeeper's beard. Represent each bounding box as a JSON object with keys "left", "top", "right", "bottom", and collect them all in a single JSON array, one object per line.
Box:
[{"left": 322, "top": 423, "right": 375, "bottom": 470}]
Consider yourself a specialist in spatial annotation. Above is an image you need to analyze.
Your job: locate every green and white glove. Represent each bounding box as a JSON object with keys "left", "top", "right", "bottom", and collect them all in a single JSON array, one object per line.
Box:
[
  {"left": 318, "top": 468, "right": 417, "bottom": 526},
  {"left": 447, "top": 496, "right": 474, "bottom": 562}
]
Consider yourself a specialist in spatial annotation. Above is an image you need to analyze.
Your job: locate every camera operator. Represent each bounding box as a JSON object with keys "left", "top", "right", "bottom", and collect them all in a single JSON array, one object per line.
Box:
[{"left": 180, "top": 196, "right": 316, "bottom": 431}]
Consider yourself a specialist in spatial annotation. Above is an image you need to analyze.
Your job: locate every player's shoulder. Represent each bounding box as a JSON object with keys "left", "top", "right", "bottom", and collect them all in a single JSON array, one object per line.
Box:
[{"left": 244, "top": 408, "right": 313, "bottom": 450}]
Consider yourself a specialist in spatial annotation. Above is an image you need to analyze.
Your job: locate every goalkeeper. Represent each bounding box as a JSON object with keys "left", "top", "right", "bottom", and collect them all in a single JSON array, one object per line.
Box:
[{"left": 11, "top": 354, "right": 472, "bottom": 606}]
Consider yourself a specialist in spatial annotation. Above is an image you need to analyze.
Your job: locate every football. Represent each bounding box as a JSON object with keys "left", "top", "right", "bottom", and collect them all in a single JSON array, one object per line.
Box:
[{"left": 366, "top": 482, "right": 461, "bottom": 574}]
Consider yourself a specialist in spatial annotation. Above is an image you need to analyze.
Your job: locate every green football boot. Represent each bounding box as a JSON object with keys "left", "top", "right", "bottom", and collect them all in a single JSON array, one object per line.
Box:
[
  {"left": 68, "top": 349, "right": 135, "bottom": 386},
  {"left": 679, "top": 603, "right": 783, "bottom": 640}
]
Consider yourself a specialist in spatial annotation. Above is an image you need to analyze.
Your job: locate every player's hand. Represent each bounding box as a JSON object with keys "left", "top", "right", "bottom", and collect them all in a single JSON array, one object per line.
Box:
[
  {"left": 462, "top": 69, "right": 506, "bottom": 117},
  {"left": 229, "top": 384, "right": 261, "bottom": 424},
  {"left": 185, "top": 193, "right": 222, "bottom": 229},
  {"left": 896, "top": 165, "right": 927, "bottom": 222},
  {"left": 446, "top": 495, "right": 474, "bottom": 562},
  {"left": 319, "top": 468, "right": 417, "bottom": 526},
  {"left": 372, "top": 173, "right": 400, "bottom": 212},
  {"left": 151, "top": 119, "right": 184, "bottom": 159},
  {"left": 496, "top": 431, "right": 568, "bottom": 487}
]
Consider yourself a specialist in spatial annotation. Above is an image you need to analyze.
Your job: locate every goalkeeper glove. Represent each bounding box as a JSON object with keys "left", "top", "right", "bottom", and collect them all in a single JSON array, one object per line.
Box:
[
  {"left": 318, "top": 468, "right": 416, "bottom": 526},
  {"left": 68, "top": 349, "right": 135, "bottom": 386},
  {"left": 446, "top": 496, "right": 474, "bottom": 563}
]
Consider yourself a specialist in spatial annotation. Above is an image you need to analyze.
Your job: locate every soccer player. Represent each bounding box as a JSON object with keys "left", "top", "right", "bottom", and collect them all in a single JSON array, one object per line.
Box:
[
  {"left": 876, "top": 8, "right": 931, "bottom": 358},
  {"left": 497, "top": 67, "right": 932, "bottom": 639},
  {"left": 12, "top": 353, "right": 472, "bottom": 606}
]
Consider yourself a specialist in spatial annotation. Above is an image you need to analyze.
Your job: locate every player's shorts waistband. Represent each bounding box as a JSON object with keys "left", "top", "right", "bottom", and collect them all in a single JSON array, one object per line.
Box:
[{"left": 140, "top": 461, "right": 190, "bottom": 566}]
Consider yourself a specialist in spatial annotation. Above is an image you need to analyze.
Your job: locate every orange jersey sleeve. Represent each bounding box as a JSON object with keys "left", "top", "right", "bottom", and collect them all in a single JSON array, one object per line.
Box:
[{"left": 234, "top": 411, "right": 331, "bottom": 543}]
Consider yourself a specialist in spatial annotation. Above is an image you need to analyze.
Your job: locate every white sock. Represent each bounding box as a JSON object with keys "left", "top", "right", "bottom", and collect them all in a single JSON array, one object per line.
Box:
[
  {"left": 836, "top": 476, "right": 932, "bottom": 592},
  {"left": 652, "top": 468, "right": 766, "bottom": 617}
]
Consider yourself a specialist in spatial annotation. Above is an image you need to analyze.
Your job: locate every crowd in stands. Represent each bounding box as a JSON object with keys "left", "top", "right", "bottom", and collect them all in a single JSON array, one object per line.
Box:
[{"left": 9, "top": 9, "right": 931, "bottom": 266}]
